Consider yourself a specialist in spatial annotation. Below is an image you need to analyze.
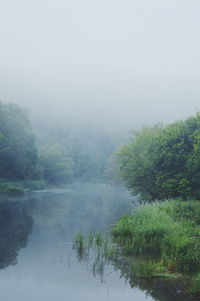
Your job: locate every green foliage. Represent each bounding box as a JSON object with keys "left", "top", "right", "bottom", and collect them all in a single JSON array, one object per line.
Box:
[
  {"left": 74, "top": 232, "right": 84, "bottom": 251},
  {"left": 65, "top": 126, "right": 123, "bottom": 182},
  {"left": 35, "top": 124, "right": 124, "bottom": 184},
  {"left": 112, "top": 200, "right": 200, "bottom": 275},
  {"left": 39, "top": 143, "right": 74, "bottom": 185},
  {"left": 118, "top": 125, "right": 163, "bottom": 200},
  {"left": 130, "top": 260, "right": 162, "bottom": 278},
  {"left": 162, "top": 223, "right": 200, "bottom": 273},
  {"left": 103, "top": 151, "right": 123, "bottom": 185},
  {"left": 73, "top": 231, "right": 119, "bottom": 278},
  {"left": 0, "top": 102, "right": 38, "bottom": 181},
  {"left": 118, "top": 113, "right": 200, "bottom": 200},
  {"left": 95, "top": 233, "right": 104, "bottom": 246},
  {"left": 0, "top": 180, "right": 24, "bottom": 195},
  {"left": 113, "top": 203, "right": 173, "bottom": 256},
  {"left": 160, "top": 200, "right": 200, "bottom": 225}
]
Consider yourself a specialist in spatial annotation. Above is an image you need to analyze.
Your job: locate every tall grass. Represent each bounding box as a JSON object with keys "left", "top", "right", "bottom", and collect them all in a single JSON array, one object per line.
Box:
[{"left": 112, "top": 199, "right": 200, "bottom": 275}]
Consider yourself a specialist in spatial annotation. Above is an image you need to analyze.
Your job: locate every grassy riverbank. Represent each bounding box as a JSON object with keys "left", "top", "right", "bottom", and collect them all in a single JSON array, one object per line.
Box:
[
  {"left": 73, "top": 200, "right": 200, "bottom": 298},
  {"left": 112, "top": 199, "right": 200, "bottom": 276}
]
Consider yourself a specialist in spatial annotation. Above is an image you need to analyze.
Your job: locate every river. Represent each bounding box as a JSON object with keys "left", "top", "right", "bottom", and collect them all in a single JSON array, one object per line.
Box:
[{"left": 0, "top": 183, "right": 194, "bottom": 301}]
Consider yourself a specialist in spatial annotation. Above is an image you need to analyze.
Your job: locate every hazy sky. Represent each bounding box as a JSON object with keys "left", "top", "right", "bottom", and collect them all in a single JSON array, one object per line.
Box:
[{"left": 0, "top": 0, "right": 200, "bottom": 129}]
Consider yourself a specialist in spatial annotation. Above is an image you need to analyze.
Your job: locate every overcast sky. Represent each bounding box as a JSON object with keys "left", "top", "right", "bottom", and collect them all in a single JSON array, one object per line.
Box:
[{"left": 0, "top": 0, "right": 200, "bottom": 129}]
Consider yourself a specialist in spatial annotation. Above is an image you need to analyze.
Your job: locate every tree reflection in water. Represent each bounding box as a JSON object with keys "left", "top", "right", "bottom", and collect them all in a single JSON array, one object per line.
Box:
[{"left": 0, "top": 201, "right": 33, "bottom": 269}]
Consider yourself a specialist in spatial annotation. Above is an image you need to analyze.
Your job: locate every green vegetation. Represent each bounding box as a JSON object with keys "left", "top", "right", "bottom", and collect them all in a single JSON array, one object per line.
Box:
[
  {"left": 73, "top": 232, "right": 108, "bottom": 256},
  {"left": 0, "top": 181, "right": 25, "bottom": 195},
  {"left": 0, "top": 179, "right": 46, "bottom": 195},
  {"left": 0, "top": 101, "right": 125, "bottom": 193},
  {"left": 73, "top": 232, "right": 118, "bottom": 280},
  {"left": 112, "top": 199, "right": 200, "bottom": 275},
  {"left": 34, "top": 121, "right": 125, "bottom": 186},
  {"left": 118, "top": 113, "right": 200, "bottom": 201},
  {"left": 0, "top": 101, "right": 75, "bottom": 192},
  {"left": 39, "top": 143, "right": 73, "bottom": 185},
  {"left": 73, "top": 229, "right": 200, "bottom": 299},
  {"left": 0, "top": 102, "right": 46, "bottom": 194},
  {"left": 0, "top": 102, "right": 38, "bottom": 182},
  {"left": 65, "top": 126, "right": 122, "bottom": 182},
  {"left": 115, "top": 113, "right": 200, "bottom": 284}
]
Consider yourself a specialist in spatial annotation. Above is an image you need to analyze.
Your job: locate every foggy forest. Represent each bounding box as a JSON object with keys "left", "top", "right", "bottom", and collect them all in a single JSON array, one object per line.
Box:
[{"left": 1, "top": 1, "right": 200, "bottom": 301}]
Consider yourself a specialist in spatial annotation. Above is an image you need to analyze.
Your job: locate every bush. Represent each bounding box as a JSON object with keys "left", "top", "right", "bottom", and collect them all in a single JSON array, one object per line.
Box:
[{"left": 118, "top": 113, "right": 200, "bottom": 201}]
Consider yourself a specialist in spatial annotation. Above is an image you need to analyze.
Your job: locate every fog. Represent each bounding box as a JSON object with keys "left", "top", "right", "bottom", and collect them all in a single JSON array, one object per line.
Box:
[
  {"left": 1, "top": 3, "right": 199, "bottom": 297},
  {"left": 0, "top": 0, "right": 200, "bottom": 129},
  {"left": 0, "top": 188, "right": 154, "bottom": 301}
]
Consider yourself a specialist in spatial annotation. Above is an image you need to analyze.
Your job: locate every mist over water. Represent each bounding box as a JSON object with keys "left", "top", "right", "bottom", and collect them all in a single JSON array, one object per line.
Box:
[
  {"left": 0, "top": 1, "right": 199, "bottom": 300},
  {"left": 0, "top": 184, "right": 195, "bottom": 301},
  {"left": 0, "top": 184, "right": 155, "bottom": 301}
]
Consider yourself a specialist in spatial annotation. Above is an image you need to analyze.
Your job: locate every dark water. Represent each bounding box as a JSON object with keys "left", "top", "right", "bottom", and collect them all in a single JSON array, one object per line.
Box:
[{"left": 0, "top": 183, "right": 196, "bottom": 300}]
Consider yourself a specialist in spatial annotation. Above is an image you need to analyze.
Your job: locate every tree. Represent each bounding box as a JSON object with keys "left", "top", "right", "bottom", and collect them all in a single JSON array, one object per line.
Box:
[
  {"left": 118, "top": 113, "right": 200, "bottom": 201},
  {"left": 0, "top": 102, "right": 38, "bottom": 180},
  {"left": 39, "top": 143, "right": 74, "bottom": 185},
  {"left": 118, "top": 125, "right": 163, "bottom": 200}
]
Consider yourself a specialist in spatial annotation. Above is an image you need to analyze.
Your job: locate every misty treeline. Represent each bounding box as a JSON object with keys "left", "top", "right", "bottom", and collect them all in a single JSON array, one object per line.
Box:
[
  {"left": 0, "top": 102, "right": 38, "bottom": 181},
  {"left": 118, "top": 113, "right": 200, "bottom": 201},
  {"left": 0, "top": 102, "right": 123, "bottom": 188}
]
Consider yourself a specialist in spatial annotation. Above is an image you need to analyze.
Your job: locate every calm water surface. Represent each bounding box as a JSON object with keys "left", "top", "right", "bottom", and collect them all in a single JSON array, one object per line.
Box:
[{"left": 0, "top": 183, "right": 191, "bottom": 301}]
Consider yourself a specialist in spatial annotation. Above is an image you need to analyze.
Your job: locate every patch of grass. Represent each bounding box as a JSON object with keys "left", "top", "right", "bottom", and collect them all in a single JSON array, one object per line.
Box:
[
  {"left": 130, "top": 260, "right": 161, "bottom": 278},
  {"left": 112, "top": 199, "right": 200, "bottom": 275},
  {"left": 157, "top": 199, "right": 200, "bottom": 225},
  {"left": 113, "top": 203, "right": 173, "bottom": 256},
  {"left": 95, "top": 233, "right": 104, "bottom": 247},
  {"left": 162, "top": 223, "right": 200, "bottom": 273}
]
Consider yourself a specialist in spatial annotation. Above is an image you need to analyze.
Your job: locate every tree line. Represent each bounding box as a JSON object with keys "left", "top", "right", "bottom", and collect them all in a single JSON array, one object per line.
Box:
[{"left": 0, "top": 102, "right": 122, "bottom": 187}]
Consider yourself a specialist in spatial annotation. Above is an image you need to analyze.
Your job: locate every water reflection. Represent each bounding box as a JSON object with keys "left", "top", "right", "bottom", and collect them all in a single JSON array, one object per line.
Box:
[
  {"left": 0, "top": 201, "right": 33, "bottom": 269},
  {"left": 112, "top": 257, "right": 198, "bottom": 301},
  {"left": 73, "top": 235, "right": 200, "bottom": 301},
  {"left": 0, "top": 184, "right": 197, "bottom": 301},
  {"left": 0, "top": 184, "right": 153, "bottom": 301},
  {"left": 26, "top": 182, "right": 134, "bottom": 239}
]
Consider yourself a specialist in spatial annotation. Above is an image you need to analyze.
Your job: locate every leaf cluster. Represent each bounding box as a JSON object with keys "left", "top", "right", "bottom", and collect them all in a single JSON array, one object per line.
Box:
[{"left": 118, "top": 113, "right": 200, "bottom": 200}]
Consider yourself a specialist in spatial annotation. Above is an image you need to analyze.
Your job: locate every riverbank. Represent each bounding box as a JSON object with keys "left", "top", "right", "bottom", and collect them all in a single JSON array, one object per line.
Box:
[
  {"left": 74, "top": 199, "right": 200, "bottom": 298},
  {"left": 0, "top": 179, "right": 46, "bottom": 196},
  {"left": 112, "top": 199, "right": 200, "bottom": 277}
]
